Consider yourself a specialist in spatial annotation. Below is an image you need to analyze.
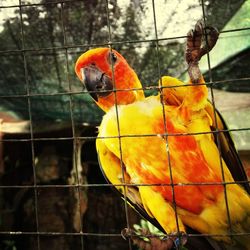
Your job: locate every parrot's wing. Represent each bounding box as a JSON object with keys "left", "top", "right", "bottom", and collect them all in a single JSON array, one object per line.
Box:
[
  {"left": 96, "top": 135, "right": 223, "bottom": 250},
  {"left": 206, "top": 103, "right": 250, "bottom": 194},
  {"left": 160, "top": 76, "right": 249, "bottom": 193},
  {"left": 96, "top": 138, "right": 165, "bottom": 231},
  {"left": 96, "top": 140, "right": 218, "bottom": 250}
]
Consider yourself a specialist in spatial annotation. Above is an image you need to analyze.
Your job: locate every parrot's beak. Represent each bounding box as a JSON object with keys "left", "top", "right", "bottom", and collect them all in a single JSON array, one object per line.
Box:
[{"left": 81, "top": 65, "right": 113, "bottom": 101}]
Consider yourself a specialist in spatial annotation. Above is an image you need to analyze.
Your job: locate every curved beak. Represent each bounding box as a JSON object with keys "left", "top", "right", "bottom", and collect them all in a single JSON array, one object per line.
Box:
[{"left": 81, "top": 65, "right": 113, "bottom": 101}]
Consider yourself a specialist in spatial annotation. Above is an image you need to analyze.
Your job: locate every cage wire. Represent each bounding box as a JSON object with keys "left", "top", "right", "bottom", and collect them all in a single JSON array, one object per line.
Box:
[{"left": 0, "top": 0, "right": 250, "bottom": 250}]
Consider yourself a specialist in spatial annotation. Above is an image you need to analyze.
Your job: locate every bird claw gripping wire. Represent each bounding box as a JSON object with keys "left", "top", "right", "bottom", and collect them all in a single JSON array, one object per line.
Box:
[
  {"left": 121, "top": 228, "right": 188, "bottom": 250},
  {"left": 185, "top": 19, "right": 219, "bottom": 83}
]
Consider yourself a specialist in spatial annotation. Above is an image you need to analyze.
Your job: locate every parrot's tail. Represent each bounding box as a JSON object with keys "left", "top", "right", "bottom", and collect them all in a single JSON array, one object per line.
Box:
[
  {"left": 209, "top": 184, "right": 250, "bottom": 250},
  {"left": 179, "top": 183, "right": 250, "bottom": 249},
  {"left": 232, "top": 225, "right": 250, "bottom": 250},
  {"left": 231, "top": 206, "right": 250, "bottom": 250}
]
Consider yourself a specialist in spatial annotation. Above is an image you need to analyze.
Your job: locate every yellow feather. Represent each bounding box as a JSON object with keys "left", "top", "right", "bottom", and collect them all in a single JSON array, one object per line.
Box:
[{"left": 139, "top": 185, "right": 185, "bottom": 233}]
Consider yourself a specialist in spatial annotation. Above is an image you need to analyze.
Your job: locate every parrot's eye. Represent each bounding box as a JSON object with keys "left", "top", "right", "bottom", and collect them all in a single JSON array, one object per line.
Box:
[{"left": 108, "top": 52, "right": 117, "bottom": 65}]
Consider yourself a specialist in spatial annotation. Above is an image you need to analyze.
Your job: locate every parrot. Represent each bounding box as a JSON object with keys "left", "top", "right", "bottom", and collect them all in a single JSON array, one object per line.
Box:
[{"left": 75, "top": 21, "right": 250, "bottom": 249}]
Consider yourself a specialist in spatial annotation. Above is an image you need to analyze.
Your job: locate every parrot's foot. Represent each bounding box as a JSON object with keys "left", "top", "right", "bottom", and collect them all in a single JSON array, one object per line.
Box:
[
  {"left": 186, "top": 19, "right": 219, "bottom": 83},
  {"left": 186, "top": 19, "right": 219, "bottom": 63},
  {"left": 121, "top": 228, "right": 187, "bottom": 250}
]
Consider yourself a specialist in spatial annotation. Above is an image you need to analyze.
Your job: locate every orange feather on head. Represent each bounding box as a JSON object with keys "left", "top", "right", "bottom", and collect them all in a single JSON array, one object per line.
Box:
[{"left": 75, "top": 47, "right": 144, "bottom": 112}]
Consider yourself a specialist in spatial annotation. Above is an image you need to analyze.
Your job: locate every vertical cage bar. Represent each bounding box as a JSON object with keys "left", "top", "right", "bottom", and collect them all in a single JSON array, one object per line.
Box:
[
  {"left": 105, "top": 1, "right": 133, "bottom": 249},
  {"left": 18, "top": 0, "right": 40, "bottom": 249},
  {"left": 60, "top": 2, "right": 85, "bottom": 249},
  {"left": 151, "top": 0, "right": 182, "bottom": 247},
  {"left": 201, "top": 0, "right": 233, "bottom": 240}
]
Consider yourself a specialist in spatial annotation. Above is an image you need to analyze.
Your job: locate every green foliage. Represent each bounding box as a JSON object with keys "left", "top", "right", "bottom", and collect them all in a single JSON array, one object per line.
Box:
[
  {"left": 133, "top": 219, "right": 165, "bottom": 240},
  {"left": 0, "top": 0, "right": 246, "bottom": 123},
  {"left": 0, "top": 0, "right": 124, "bottom": 122},
  {"left": 133, "top": 219, "right": 188, "bottom": 250},
  {"left": 1, "top": 240, "right": 17, "bottom": 250},
  {"left": 138, "top": 42, "right": 186, "bottom": 88}
]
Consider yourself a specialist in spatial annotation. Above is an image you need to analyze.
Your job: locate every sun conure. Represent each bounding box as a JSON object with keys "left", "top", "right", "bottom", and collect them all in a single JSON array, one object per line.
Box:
[{"left": 75, "top": 22, "right": 250, "bottom": 249}]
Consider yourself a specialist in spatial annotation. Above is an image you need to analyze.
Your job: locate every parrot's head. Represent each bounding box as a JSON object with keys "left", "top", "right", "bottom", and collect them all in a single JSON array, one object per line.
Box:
[{"left": 75, "top": 47, "right": 144, "bottom": 112}]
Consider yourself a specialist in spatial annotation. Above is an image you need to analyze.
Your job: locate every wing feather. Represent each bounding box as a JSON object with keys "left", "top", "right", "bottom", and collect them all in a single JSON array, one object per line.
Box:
[
  {"left": 205, "top": 103, "right": 250, "bottom": 193},
  {"left": 97, "top": 121, "right": 222, "bottom": 250}
]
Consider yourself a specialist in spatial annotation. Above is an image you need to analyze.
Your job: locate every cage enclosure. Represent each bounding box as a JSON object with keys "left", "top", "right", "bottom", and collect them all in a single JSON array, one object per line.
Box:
[{"left": 0, "top": 0, "right": 250, "bottom": 250}]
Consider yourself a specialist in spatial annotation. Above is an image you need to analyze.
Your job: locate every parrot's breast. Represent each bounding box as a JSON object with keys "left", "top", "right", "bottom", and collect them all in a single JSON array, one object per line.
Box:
[{"left": 98, "top": 96, "right": 224, "bottom": 214}]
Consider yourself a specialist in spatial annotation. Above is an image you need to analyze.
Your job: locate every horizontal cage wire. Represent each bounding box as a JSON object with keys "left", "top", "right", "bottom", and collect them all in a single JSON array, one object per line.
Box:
[{"left": 0, "top": 0, "right": 250, "bottom": 250}]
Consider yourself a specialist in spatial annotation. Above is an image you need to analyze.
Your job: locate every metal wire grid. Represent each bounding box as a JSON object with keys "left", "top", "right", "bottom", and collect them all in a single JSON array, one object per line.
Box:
[{"left": 0, "top": 0, "right": 249, "bottom": 250}]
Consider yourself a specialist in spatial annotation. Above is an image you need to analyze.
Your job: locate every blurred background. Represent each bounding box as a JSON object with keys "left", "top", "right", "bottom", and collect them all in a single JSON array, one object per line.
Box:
[{"left": 0, "top": 0, "right": 249, "bottom": 249}]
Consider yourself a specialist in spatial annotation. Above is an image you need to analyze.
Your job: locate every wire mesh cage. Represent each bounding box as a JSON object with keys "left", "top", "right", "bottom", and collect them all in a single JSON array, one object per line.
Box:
[{"left": 0, "top": 0, "right": 250, "bottom": 250}]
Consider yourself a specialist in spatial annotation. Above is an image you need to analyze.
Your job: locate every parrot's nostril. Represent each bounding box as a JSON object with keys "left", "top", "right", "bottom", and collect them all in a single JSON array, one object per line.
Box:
[{"left": 96, "top": 83, "right": 104, "bottom": 90}]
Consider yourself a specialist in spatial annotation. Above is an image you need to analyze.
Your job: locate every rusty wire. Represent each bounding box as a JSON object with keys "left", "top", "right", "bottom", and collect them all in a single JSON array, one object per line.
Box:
[
  {"left": 104, "top": 0, "right": 133, "bottom": 248},
  {"left": 0, "top": 0, "right": 250, "bottom": 249},
  {"left": 18, "top": 0, "right": 41, "bottom": 249},
  {"left": 0, "top": 27, "right": 249, "bottom": 57}
]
